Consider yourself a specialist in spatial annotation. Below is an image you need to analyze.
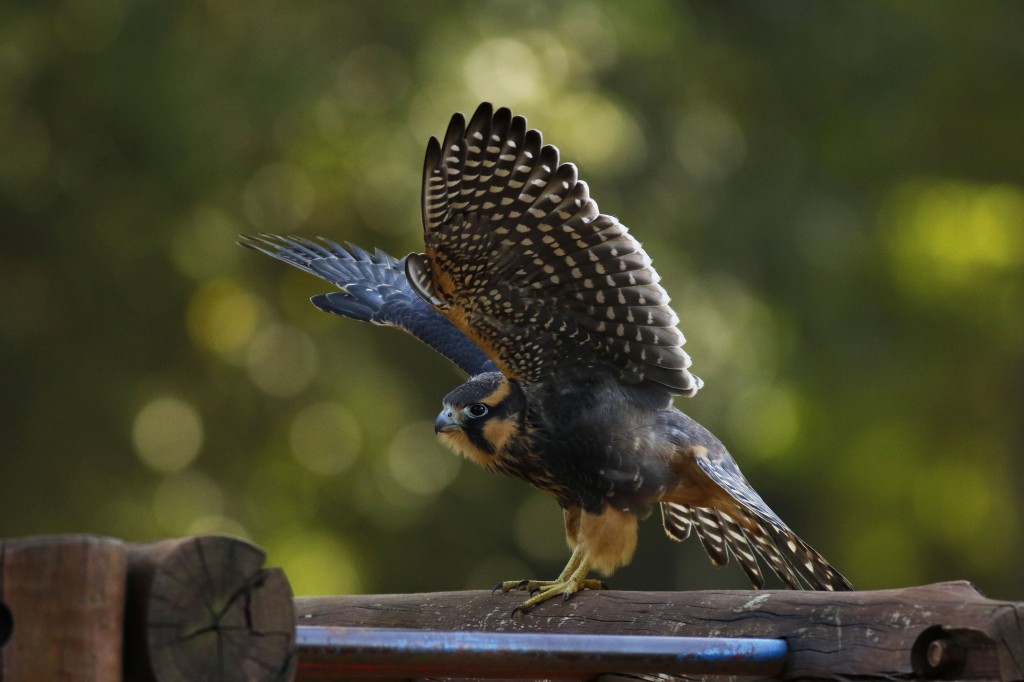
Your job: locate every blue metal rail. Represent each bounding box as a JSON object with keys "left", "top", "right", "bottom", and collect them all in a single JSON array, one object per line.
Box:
[{"left": 295, "top": 625, "right": 787, "bottom": 679}]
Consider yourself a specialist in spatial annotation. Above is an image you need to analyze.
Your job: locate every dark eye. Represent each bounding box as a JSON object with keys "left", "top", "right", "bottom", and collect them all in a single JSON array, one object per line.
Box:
[{"left": 466, "top": 403, "right": 489, "bottom": 418}]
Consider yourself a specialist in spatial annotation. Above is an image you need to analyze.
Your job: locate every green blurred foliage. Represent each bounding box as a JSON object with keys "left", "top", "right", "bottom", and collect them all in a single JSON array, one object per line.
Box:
[{"left": 2, "top": 0, "right": 1023, "bottom": 599}]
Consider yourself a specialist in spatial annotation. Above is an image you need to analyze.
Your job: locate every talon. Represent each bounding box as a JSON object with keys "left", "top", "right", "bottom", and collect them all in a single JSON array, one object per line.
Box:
[
  {"left": 497, "top": 580, "right": 530, "bottom": 594},
  {"left": 510, "top": 605, "right": 529, "bottom": 618},
  {"left": 562, "top": 590, "right": 575, "bottom": 603},
  {"left": 491, "top": 582, "right": 503, "bottom": 595},
  {"left": 517, "top": 579, "right": 530, "bottom": 589}
]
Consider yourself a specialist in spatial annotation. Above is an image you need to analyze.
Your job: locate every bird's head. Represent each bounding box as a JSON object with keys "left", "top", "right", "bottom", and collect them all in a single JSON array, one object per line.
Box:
[{"left": 434, "top": 372, "right": 525, "bottom": 469}]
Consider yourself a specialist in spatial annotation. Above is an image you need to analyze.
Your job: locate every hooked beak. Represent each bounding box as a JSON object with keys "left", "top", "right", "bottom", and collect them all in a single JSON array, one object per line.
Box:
[{"left": 434, "top": 408, "right": 461, "bottom": 434}]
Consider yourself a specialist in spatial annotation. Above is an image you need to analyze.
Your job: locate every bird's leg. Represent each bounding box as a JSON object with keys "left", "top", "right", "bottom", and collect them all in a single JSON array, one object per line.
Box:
[
  {"left": 496, "top": 543, "right": 606, "bottom": 612},
  {"left": 514, "top": 556, "right": 602, "bottom": 613}
]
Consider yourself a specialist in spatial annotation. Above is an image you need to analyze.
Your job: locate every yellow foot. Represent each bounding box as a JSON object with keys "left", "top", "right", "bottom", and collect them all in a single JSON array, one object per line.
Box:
[
  {"left": 494, "top": 543, "right": 605, "bottom": 614},
  {"left": 494, "top": 574, "right": 606, "bottom": 615}
]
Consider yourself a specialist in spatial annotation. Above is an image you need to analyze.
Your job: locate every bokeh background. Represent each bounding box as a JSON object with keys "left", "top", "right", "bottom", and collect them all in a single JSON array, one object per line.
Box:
[{"left": 2, "top": 1, "right": 1023, "bottom": 600}]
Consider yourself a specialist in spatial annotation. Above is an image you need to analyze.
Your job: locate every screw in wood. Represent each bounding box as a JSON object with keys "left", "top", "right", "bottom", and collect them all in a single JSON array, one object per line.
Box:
[{"left": 925, "top": 636, "right": 966, "bottom": 678}]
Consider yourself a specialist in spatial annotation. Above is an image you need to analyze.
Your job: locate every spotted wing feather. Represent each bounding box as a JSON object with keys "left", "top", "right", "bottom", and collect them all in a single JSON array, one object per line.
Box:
[
  {"left": 239, "top": 234, "right": 497, "bottom": 377},
  {"left": 407, "top": 102, "right": 702, "bottom": 400},
  {"left": 691, "top": 449, "right": 853, "bottom": 591}
]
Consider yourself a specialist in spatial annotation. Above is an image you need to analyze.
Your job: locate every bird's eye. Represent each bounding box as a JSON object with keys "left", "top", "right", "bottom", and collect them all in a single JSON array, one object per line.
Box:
[{"left": 466, "top": 403, "right": 489, "bottom": 418}]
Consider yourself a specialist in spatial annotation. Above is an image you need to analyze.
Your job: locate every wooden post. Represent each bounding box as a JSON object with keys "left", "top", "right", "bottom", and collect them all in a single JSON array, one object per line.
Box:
[
  {"left": 0, "top": 534, "right": 295, "bottom": 682},
  {"left": 293, "top": 582, "right": 1024, "bottom": 681},
  {"left": 123, "top": 535, "right": 296, "bottom": 682},
  {"left": 0, "top": 535, "right": 127, "bottom": 681}
]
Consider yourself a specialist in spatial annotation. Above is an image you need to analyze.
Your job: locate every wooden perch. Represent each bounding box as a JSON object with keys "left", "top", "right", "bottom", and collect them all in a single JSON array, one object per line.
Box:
[{"left": 294, "top": 582, "right": 1024, "bottom": 681}]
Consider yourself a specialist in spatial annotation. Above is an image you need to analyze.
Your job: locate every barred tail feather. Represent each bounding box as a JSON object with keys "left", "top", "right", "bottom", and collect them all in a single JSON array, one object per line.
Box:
[
  {"left": 662, "top": 503, "right": 766, "bottom": 589},
  {"left": 659, "top": 502, "right": 693, "bottom": 541},
  {"left": 716, "top": 510, "right": 765, "bottom": 589}
]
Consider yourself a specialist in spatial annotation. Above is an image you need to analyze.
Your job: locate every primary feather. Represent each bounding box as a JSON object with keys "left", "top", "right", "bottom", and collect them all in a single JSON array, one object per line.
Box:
[{"left": 238, "top": 234, "right": 497, "bottom": 377}]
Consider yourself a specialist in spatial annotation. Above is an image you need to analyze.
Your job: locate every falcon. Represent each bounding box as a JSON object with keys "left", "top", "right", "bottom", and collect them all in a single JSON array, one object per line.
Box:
[{"left": 240, "top": 102, "right": 852, "bottom": 611}]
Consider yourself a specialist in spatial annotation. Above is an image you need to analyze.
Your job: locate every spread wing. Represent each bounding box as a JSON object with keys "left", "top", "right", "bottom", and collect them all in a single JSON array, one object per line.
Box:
[
  {"left": 239, "top": 234, "right": 497, "bottom": 377},
  {"left": 404, "top": 102, "right": 702, "bottom": 402}
]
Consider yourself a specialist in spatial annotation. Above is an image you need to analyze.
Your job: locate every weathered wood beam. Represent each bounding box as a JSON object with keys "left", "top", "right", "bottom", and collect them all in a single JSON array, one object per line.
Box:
[{"left": 294, "top": 582, "right": 1024, "bottom": 680}]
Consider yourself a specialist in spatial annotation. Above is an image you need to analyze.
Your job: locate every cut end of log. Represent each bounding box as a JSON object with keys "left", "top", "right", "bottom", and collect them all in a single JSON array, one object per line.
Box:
[{"left": 125, "top": 535, "right": 296, "bottom": 682}]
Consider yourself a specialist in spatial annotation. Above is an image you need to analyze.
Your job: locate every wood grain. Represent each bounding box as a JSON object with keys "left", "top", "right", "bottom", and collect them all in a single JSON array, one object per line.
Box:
[
  {"left": 124, "top": 535, "right": 295, "bottom": 682},
  {"left": 0, "top": 535, "right": 127, "bottom": 681}
]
